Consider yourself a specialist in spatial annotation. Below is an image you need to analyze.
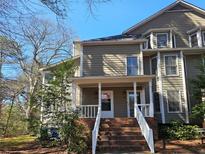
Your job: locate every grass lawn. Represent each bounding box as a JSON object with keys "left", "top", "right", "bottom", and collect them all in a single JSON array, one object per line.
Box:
[
  {"left": 0, "top": 135, "right": 66, "bottom": 154},
  {"left": 0, "top": 135, "right": 36, "bottom": 149}
]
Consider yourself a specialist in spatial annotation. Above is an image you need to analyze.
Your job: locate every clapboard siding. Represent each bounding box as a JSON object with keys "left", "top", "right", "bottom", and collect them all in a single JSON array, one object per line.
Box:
[
  {"left": 185, "top": 54, "right": 203, "bottom": 110},
  {"left": 83, "top": 44, "right": 140, "bottom": 76},
  {"left": 128, "top": 10, "right": 205, "bottom": 48}
]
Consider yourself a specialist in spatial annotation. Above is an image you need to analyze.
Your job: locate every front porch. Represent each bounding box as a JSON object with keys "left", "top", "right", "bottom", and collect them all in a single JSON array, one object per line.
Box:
[
  {"left": 72, "top": 75, "right": 155, "bottom": 119},
  {"left": 72, "top": 75, "right": 156, "bottom": 154}
]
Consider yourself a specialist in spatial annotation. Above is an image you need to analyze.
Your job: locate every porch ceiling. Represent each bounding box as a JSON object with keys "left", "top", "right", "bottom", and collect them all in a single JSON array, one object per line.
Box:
[{"left": 72, "top": 75, "right": 155, "bottom": 85}]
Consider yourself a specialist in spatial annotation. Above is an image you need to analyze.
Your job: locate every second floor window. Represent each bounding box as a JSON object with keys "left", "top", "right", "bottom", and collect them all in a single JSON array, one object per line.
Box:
[
  {"left": 127, "top": 57, "right": 138, "bottom": 76},
  {"left": 157, "top": 33, "right": 168, "bottom": 48},
  {"left": 165, "top": 55, "right": 178, "bottom": 76},
  {"left": 190, "top": 33, "right": 198, "bottom": 47}
]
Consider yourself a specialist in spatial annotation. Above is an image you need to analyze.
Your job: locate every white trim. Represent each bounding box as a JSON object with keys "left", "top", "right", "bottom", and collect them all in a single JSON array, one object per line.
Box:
[
  {"left": 170, "top": 30, "right": 173, "bottom": 48},
  {"left": 150, "top": 32, "right": 154, "bottom": 49},
  {"left": 140, "top": 44, "right": 144, "bottom": 75},
  {"left": 164, "top": 54, "right": 179, "bottom": 76},
  {"left": 126, "top": 56, "right": 140, "bottom": 76},
  {"left": 174, "top": 34, "right": 177, "bottom": 48},
  {"left": 156, "top": 33, "right": 169, "bottom": 48},
  {"left": 166, "top": 90, "right": 182, "bottom": 113},
  {"left": 180, "top": 51, "right": 189, "bottom": 123},
  {"left": 197, "top": 30, "right": 202, "bottom": 47},
  {"left": 134, "top": 82, "right": 137, "bottom": 118},
  {"left": 123, "top": 1, "right": 205, "bottom": 34},
  {"left": 149, "top": 80, "right": 154, "bottom": 117},
  {"left": 157, "top": 52, "right": 165, "bottom": 123},
  {"left": 80, "top": 44, "right": 83, "bottom": 77}
]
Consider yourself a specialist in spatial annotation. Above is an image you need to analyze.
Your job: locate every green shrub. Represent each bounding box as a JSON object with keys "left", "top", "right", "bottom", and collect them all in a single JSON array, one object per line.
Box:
[{"left": 159, "top": 121, "right": 199, "bottom": 140}]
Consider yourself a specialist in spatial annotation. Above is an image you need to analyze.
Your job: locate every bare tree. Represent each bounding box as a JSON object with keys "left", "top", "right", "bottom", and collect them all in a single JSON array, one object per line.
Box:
[{"left": 5, "top": 17, "right": 72, "bottom": 123}]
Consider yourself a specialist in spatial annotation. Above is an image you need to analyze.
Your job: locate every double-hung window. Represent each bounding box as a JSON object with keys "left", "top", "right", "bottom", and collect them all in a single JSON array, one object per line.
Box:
[
  {"left": 157, "top": 33, "right": 168, "bottom": 48},
  {"left": 167, "top": 90, "right": 181, "bottom": 113},
  {"left": 190, "top": 33, "right": 198, "bottom": 47},
  {"left": 165, "top": 55, "right": 178, "bottom": 76},
  {"left": 127, "top": 57, "right": 138, "bottom": 76}
]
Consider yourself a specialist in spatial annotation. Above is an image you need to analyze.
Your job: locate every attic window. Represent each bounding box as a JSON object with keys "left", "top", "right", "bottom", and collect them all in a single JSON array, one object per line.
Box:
[
  {"left": 190, "top": 33, "right": 198, "bottom": 47},
  {"left": 157, "top": 33, "right": 168, "bottom": 48}
]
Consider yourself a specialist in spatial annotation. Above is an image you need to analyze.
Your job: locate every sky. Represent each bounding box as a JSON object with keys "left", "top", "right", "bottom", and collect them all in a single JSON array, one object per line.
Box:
[
  {"left": 3, "top": 0, "right": 205, "bottom": 79},
  {"left": 67, "top": 0, "right": 205, "bottom": 40}
]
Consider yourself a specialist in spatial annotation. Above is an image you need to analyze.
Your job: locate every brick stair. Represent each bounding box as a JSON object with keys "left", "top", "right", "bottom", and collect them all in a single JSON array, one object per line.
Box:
[{"left": 96, "top": 118, "right": 150, "bottom": 153}]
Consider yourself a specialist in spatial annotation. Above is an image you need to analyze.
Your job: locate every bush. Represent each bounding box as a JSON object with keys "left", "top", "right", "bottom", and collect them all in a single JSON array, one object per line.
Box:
[{"left": 159, "top": 121, "right": 199, "bottom": 140}]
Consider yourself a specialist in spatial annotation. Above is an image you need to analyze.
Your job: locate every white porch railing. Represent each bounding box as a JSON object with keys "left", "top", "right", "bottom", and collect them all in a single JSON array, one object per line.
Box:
[
  {"left": 79, "top": 105, "right": 98, "bottom": 118},
  {"left": 138, "top": 104, "right": 150, "bottom": 117},
  {"left": 135, "top": 105, "right": 155, "bottom": 153},
  {"left": 92, "top": 105, "right": 101, "bottom": 154}
]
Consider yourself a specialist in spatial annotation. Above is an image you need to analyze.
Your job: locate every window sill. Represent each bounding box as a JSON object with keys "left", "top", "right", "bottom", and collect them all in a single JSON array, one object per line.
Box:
[{"left": 167, "top": 111, "right": 183, "bottom": 114}]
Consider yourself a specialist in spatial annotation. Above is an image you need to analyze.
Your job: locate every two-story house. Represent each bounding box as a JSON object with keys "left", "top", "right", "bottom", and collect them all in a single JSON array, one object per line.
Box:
[{"left": 42, "top": 1, "right": 205, "bottom": 153}]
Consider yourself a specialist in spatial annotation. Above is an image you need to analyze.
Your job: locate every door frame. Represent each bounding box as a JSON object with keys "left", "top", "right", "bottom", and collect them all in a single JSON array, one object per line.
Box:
[
  {"left": 101, "top": 90, "right": 114, "bottom": 118},
  {"left": 126, "top": 89, "right": 145, "bottom": 117}
]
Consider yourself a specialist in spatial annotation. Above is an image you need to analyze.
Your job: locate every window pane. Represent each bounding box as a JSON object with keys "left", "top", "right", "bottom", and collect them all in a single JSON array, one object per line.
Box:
[
  {"left": 167, "top": 91, "right": 180, "bottom": 112},
  {"left": 151, "top": 57, "right": 157, "bottom": 74},
  {"left": 165, "top": 56, "right": 177, "bottom": 75},
  {"left": 191, "top": 34, "right": 198, "bottom": 47},
  {"left": 127, "top": 57, "right": 138, "bottom": 76},
  {"left": 157, "top": 34, "right": 168, "bottom": 48},
  {"left": 153, "top": 92, "right": 160, "bottom": 112}
]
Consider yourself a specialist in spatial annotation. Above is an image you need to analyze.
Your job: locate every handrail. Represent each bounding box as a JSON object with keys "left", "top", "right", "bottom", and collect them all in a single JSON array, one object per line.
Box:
[
  {"left": 92, "top": 105, "right": 101, "bottom": 154},
  {"left": 135, "top": 105, "right": 155, "bottom": 153}
]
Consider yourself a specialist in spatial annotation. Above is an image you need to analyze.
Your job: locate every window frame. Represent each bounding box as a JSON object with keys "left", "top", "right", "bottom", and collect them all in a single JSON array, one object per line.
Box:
[
  {"left": 166, "top": 90, "right": 182, "bottom": 113},
  {"left": 156, "top": 33, "right": 169, "bottom": 48},
  {"left": 126, "top": 56, "right": 139, "bottom": 76},
  {"left": 202, "top": 31, "right": 205, "bottom": 46},
  {"left": 190, "top": 32, "right": 198, "bottom": 47},
  {"left": 164, "top": 54, "right": 179, "bottom": 76}
]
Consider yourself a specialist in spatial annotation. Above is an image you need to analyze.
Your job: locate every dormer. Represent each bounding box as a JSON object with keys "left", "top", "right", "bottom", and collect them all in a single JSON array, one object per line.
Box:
[
  {"left": 187, "top": 27, "right": 205, "bottom": 48},
  {"left": 143, "top": 28, "right": 176, "bottom": 49}
]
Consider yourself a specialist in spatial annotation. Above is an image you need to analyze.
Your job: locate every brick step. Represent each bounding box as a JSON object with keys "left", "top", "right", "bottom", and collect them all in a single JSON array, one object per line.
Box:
[
  {"left": 98, "top": 139, "right": 146, "bottom": 146},
  {"left": 101, "top": 119, "right": 136, "bottom": 123},
  {"left": 99, "top": 127, "right": 141, "bottom": 132},
  {"left": 99, "top": 131, "right": 142, "bottom": 136},
  {"left": 98, "top": 135, "right": 144, "bottom": 140},
  {"left": 96, "top": 144, "right": 149, "bottom": 152},
  {"left": 100, "top": 123, "right": 139, "bottom": 128}
]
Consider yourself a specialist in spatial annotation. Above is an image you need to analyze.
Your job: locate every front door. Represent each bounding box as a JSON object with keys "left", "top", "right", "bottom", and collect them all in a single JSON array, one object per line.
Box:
[
  {"left": 127, "top": 90, "right": 144, "bottom": 117},
  {"left": 101, "top": 91, "right": 114, "bottom": 118}
]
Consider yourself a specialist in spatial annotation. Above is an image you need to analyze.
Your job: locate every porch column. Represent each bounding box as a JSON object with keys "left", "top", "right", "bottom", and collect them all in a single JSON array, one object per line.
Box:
[
  {"left": 98, "top": 83, "right": 102, "bottom": 107},
  {"left": 149, "top": 80, "right": 154, "bottom": 117},
  {"left": 133, "top": 82, "right": 137, "bottom": 118}
]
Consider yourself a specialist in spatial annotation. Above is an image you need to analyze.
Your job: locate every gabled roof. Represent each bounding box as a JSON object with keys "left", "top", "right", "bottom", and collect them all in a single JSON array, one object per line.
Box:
[{"left": 123, "top": 0, "right": 205, "bottom": 34}]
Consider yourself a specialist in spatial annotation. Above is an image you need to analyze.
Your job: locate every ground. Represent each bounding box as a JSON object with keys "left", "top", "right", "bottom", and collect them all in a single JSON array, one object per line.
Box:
[{"left": 0, "top": 135, "right": 205, "bottom": 154}]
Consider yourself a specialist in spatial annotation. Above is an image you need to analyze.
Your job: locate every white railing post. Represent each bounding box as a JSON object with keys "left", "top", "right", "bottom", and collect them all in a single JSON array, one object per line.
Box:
[
  {"left": 91, "top": 82, "right": 102, "bottom": 154},
  {"left": 98, "top": 82, "right": 102, "bottom": 107},
  {"left": 135, "top": 104, "right": 155, "bottom": 153},
  {"left": 133, "top": 81, "right": 137, "bottom": 118},
  {"left": 149, "top": 80, "right": 154, "bottom": 117}
]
